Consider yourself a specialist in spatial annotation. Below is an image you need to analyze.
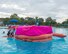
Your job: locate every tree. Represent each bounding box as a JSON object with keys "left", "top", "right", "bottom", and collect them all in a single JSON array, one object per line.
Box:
[
  {"left": 19, "top": 17, "right": 25, "bottom": 25},
  {"left": 24, "top": 17, "right": 35, "bottom": 25},
  {"left": 35, "top": 17, "right": 39, "bottom": 25},
  {"left": 3, "top": 18, "right": 10, "bottom": 25},
  {"left": 9, "top": 13, "right": 20, "bottom": 24},
  {"left": 45, "top": 17, "right": 57, "bottom": 26},
  {"left": 62, "top": 19, "right": 68, "bottom": 24},
  {"left": 10, "top": 13, "right": 19, "bottom": 19},
  {"left": 38, "top": 18, "right": 44, "bottom": 25},
  {"left": 62, "top": 19, "right": 68, "bottom": 27}
]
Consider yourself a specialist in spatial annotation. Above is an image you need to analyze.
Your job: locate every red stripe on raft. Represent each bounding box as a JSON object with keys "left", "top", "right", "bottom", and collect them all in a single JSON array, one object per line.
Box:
[
  {"left": 32, "top": 37, "right": 52, "bottom": 42},
  {"left": 53, "top": 33, "right": 66, "bottom": 38},
  {"left": 15, "top": 34, "right": 52, "bottom": 42}
]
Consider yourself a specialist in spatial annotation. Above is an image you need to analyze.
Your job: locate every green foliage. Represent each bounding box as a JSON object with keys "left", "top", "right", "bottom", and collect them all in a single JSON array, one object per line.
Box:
[
  {"left": 62, "top": 19, "right": 68, "bottom": 27},
  {"left": 2, "top": 13, "right": 68, "bottom": 27},
  {"left": 45, "top": 17, "right": 57, "bottom": 26},
  {"left": 3, "top": 18, "right": 10, "bottom": 25},
  {"left": 38, "top": 18, "right": 44, "bottom": 25},
  {"left": 24, "top": 17, "right": 35, "bottom": 25},
  {"left": 10, "top": 13, "right": 19, "bottom": 19},
  {"left": 62, "top": 19, "right": 68, "bottom": 24}
]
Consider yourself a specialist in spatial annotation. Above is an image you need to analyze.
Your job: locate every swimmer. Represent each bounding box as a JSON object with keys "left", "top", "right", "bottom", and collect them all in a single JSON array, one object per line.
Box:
[
  {"left": 7, "top": 28, "right": 15, "bottom": 37},
  {"left": 3, "top": 31, "right": 5, "bottom": 34}
]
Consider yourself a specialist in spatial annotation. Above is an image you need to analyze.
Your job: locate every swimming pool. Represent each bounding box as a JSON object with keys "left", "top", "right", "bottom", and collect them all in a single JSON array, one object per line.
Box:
[{"left": 0, "top": 27, "right": 68, "bottom": 54}]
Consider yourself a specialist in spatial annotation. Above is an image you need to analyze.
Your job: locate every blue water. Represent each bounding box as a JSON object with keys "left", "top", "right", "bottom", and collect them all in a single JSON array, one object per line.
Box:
[{"left": 0, "top": 27, "right": 68, "bottom": 54}]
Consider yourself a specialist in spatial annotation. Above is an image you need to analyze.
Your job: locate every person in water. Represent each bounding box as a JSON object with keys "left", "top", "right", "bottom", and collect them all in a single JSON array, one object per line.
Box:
[
  {"left": 11, "top": 28, "right": 15, "bottom": 37},
  {"left": 3, "top": 31, "right": 5, "bottom": 34},
  {"left": 7, "top": 28, "right": 15, "bottom": 37},
  {"left": 7, "top": 29, "right": 11, "bottom": 37}
]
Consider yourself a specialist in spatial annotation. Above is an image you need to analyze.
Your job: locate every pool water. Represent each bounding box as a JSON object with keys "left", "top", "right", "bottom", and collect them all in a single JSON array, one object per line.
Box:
[{"left": 0, "top": 27, "right": 68, "bottom": 54}]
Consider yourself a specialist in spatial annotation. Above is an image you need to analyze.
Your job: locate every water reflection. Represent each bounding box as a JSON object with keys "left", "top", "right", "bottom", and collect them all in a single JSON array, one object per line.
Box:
[
  {"left": 15, "top": 40, "right": 52, "bottom": 54},
  {"left": 53, "top": 38, "right": 65, "bottom": 43},
  {"left": 6, "top": 38, "right": 66, "bottom": 54}
]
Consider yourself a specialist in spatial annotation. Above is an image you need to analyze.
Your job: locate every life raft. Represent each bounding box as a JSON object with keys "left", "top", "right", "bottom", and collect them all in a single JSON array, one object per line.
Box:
[
  {"left": 53, "top": 33, "right": 66, "bottom": 38},
  {"left": 15, "top": 34, "right": 53, "bottom": 42}
]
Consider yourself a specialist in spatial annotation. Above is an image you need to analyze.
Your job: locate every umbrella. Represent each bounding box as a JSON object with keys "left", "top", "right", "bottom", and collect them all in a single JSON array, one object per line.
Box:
[{"left": 9, "top": 19, "right": 18, "bottom": 23}]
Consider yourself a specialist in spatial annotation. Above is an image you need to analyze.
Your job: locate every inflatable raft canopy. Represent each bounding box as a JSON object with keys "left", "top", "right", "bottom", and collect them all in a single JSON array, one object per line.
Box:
[
  {"left": 15, "top": 26, "right": 53, "bottom": 42},
  {"left": 10, "top": 25, "right": 66, "bottom": 42},
  {"left": 15, "top": 26, "right": 53, "bottom": 36}
]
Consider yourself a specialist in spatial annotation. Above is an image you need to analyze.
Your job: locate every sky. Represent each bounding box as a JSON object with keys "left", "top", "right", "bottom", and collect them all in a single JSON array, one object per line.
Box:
[{"left": 0, "top": 0, "right": 68, "bottom": 23}]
